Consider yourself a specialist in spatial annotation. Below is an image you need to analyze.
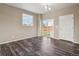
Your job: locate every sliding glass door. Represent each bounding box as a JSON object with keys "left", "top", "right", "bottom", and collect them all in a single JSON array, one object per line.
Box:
[{"left": 42, "top": 19, "right": 54, "bottom": 38}]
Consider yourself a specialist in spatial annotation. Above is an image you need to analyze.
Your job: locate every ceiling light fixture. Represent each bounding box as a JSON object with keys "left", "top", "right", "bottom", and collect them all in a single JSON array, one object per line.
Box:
[
  {"left": 41, "top": 3, "right": 52, "bottom": 11},
  {"left": 44, "top": 4, "right": 51, "bottom": 11}
]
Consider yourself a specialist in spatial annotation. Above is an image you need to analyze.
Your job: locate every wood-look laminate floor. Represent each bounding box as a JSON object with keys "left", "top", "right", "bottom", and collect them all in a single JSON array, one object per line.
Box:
[{"left": 0, "top": 36, "right": 79, "bottom": 56}]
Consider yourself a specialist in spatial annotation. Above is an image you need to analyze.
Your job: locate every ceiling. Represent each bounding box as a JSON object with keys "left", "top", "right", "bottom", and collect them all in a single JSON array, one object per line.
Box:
[{"left": 5, "top": 3, "right": 78, "bottom": 14}]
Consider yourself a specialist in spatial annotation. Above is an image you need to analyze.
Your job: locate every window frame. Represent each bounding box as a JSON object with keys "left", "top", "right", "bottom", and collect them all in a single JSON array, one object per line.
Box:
[{"left": 22, "top": 13, "right": 34, "bottom": 26}]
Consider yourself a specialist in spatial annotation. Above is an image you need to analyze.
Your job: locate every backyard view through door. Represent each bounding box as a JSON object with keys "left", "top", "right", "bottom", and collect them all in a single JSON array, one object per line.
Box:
[{"left": 42, "top": 19, "right": 54, "bottom": 38}]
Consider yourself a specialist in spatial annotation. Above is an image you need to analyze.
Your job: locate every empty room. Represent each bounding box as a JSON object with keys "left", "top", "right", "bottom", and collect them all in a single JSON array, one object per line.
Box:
[{"left": 0, "top": 3, "right": 79, "bottom": 56}]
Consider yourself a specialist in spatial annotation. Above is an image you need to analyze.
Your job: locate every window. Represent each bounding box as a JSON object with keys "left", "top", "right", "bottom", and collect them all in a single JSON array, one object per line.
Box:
[
  {"left": 42, "top": 19, "right": 48, "bottom": 26},
  {"left": 42, "top": 19, "right": 54, "bottom": 26},
  {"left": 59, "top": 14, "right": 74, "bottom": 42},
  {"left": 48, "top": 20, "right": 54, "bottom": 26},
  {"left": 22, "top": 13, "right": 33, "bottom": 26}
]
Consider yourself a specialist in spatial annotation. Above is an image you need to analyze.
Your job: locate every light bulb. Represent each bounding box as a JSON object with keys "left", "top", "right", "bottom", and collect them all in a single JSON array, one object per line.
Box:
[{"left": 48, "top": 8, "right": 51, "bottom": 11}]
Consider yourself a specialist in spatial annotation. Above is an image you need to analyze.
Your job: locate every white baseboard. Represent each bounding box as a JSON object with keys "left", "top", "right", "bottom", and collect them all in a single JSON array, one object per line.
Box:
[
  {"left": 72, "top": 41, "right": 79, "bottom": 44},
  {"left": 0, "top": 36, "right": 79, "bottom": 45},
  {"left": 51, "top": 37, "right": 79, "bottom": 44},
  {"left": 0, "top": 36, "right": 38, "bottom": 45}
]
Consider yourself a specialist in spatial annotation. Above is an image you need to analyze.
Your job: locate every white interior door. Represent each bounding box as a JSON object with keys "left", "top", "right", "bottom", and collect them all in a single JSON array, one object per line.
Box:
[{"left": 59, "top": 14, "right": 74, "bottom": 42}]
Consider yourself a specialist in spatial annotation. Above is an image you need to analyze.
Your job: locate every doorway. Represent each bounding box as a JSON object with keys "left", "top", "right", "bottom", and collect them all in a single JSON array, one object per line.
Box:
[{"left": 42, "top": 19, "right": 54, "bottom": 38}]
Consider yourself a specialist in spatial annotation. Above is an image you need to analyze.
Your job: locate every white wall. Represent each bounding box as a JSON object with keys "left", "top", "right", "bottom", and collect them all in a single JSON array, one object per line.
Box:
[{"left": 0, "top": 4, "right": 38, "bottom": 44}]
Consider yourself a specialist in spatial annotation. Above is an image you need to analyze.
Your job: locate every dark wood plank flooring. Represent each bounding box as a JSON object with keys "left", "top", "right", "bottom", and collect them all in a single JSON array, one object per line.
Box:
[{"left": 0, "top": 37, "right": 79, "bottom": 56}]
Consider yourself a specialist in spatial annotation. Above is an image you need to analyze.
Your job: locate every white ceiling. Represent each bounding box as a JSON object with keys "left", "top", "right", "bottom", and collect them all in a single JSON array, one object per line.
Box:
[{"left": 5, "top": 3, "right": 78, "bottom": 14}]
